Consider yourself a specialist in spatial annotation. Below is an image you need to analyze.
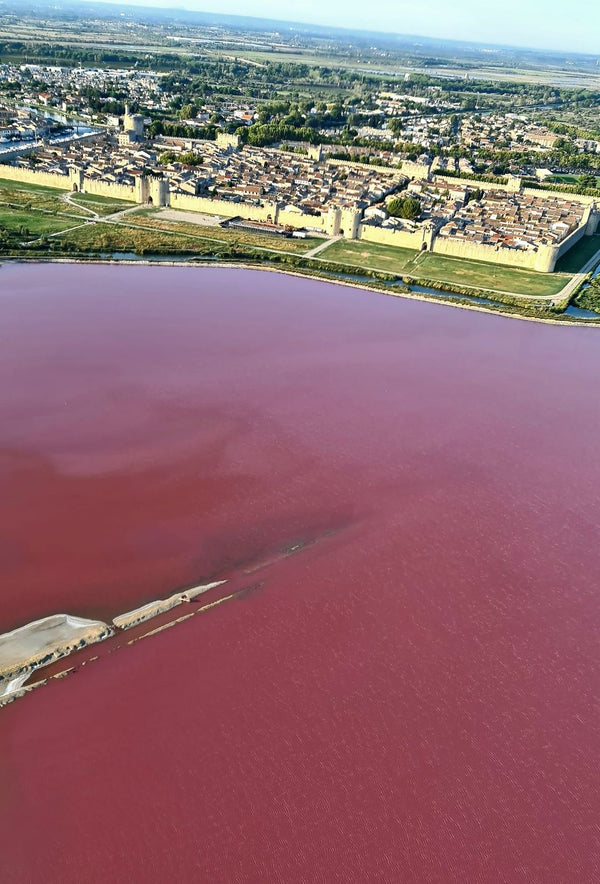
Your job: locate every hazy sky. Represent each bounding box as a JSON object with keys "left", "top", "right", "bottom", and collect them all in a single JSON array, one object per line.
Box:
[{"left": 91, "top": 0, "right": 597, "bottom": 54}]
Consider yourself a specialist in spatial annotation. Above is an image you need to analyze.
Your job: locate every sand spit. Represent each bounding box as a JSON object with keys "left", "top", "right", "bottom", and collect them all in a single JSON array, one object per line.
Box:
[
  {"left": 0, "top": 582, "right": 227, "bottom": 704},
  {"left": 112, "top": 581, "right": 226, "bottom": 630},
  {"left": 0, "top": 614, "right": 112, "bottom": 699}
]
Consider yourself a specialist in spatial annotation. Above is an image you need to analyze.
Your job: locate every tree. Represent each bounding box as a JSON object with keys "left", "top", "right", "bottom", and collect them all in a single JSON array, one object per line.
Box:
[
  {"left": 159, "top": 151, "right": 178, "bottom": 165},
  {"left": 179, "top": 103, "right": 198, "bottom": 121},
  {"left": 180, "top": 151, "right": 202, "bottom": 166},
  {"left": 387, "top": 196, "right": 421, "bottom": 221},
  {"left": 577, "top": 173, "right": 597, "bottom": 189}
]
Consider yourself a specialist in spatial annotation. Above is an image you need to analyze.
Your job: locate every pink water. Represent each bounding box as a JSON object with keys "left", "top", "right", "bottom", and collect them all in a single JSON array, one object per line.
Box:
[{"left": 1, "top": 264, "right": 600, "bottom": 882}]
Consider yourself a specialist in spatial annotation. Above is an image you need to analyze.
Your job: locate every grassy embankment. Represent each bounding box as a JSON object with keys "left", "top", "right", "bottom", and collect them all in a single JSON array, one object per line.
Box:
[
  {"left": 317, "top": 239, "right": 570, "bottom": 297},
  {"left": 59, "top": 213, "right": 323, "bottom": 257}
]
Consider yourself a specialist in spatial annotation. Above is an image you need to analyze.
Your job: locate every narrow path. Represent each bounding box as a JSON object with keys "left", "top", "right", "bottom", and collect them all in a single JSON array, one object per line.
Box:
[
  {"left": 62, "top": 192, "right": 98, "bottom": 219},
  {"left": 47, "top": 220, "right": 94, "bottom": 239},
  {"left": 304, "top": 235, "right": 342, "bottom": 258},
  {"left": 101, "top": 204, "right": 144, "bottom": 222}
]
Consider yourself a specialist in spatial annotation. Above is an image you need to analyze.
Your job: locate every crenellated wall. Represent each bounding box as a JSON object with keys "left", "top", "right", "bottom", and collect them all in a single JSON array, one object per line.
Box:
[
  {"left": 169, "top": 192, "right": 334, "bottom": 232},
  {"left": 327, "top": 157, "right": 404, "bottom": 177},
  {"left": 359, "top": 223, "right": 432, "bottom": 251},
  {"left": 0, "top": 163, "right": 71, "bottom": 190},
  {"left": 277, "top": 206, "right": 329, "bottom": 232},
  {"left": 84, "top": 178, "right": 137, "bottom": 202},
  {"left": 169, "top": 192, "right": 278, "bottom": 221},
  {"left": 431, "top": 236, "right": 548, "bottom": 272}
]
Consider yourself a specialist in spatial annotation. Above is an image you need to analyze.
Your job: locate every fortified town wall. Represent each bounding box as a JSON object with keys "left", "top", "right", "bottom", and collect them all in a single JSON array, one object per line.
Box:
[
  {"left": 169, "top": 192, "right": 360, "bottom": 237},
  {"left": 359, "top": 223, "right": 433, "bottom": 251},
  {"left": 0, "top": 162, "right": 77, "bottom": 191},
  {"left": 1, "top": 161, "right": 598, "bottom": 272},
  {"left": 170, "top": 192, "right": 278, "bottom": 222},
  {"left": 0, "top": 162, "right": 138, "bottom": 201},
  {"left": 425, "top": 198, "right": 598, "bottom": 272},
  {"left": 80, "top": 177, "right": 137, "bottom": 202},
  {"left": 356, "top": 220, "right": 557, "bottom": 273},
  {"left": 431, "top": 236, "right": 550, "bottom": 272}
]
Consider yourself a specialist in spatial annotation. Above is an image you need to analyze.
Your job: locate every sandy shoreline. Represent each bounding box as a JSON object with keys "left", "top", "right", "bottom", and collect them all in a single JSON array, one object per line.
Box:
[{"left": 1, "top": 256, "right": 599, "bottom": 327}]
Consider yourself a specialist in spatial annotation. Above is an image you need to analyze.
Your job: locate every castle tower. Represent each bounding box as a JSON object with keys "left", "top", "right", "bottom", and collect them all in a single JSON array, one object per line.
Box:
[
  {"left": 534, "top": 244, "right": 559, "bottom": 273},
  {"left": 308, "top": 144, "right": 323, "bottom": 163},
  {"left": 68, "top": 167, "right": 84, "bottom": 192},
  {"left": 327, "top": 205, "right": 342, "bottom": 236},
  {"left": 216, "top": 132, "right": 241, "bottom": 151},
  {"left": 122, "top": 104, "right": 145, "bottom": 143},
  {"left": 585, "top": 203, "right": 600, "bottom": 235},
  {"left": 135, "top": 174, "right": 150, "bottom": 204},
  {"left": 340, "top": 207, "right": 362, "bottom": 240},
  {"left": 149, "top": 177, "right": 170, "bottom": 207}
]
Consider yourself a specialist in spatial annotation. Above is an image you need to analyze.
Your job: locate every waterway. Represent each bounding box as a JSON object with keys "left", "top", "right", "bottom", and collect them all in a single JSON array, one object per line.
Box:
[
  {"left": 564, "top": 303, "right": 600, "bottom": 319},
  {"left": 0, "top": 107, "right": 99, "bottom": 159},
  {"left": 1, "top": 263, "right": 600, "bottom": 883}
]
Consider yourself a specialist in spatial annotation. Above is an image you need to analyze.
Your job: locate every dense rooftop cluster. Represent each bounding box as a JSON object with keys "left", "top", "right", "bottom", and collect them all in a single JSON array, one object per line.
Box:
[
  {"left": 438, "top": 190, "right": 585, "bottom": 250},
  {"left": 161, "top": 139, "right": 401, "bottom": 210}
]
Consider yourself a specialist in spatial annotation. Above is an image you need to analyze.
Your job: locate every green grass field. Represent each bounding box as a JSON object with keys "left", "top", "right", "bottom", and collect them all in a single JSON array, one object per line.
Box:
[
  {"left": 547, "top": 174, "right": 600, "bottom": 187},
  {"left": 318, "top": 240, "right": 418, "bottom": 274},
  {"left": 318, "top": 239, "right": 571, "bottom": 297},
  {"left": 0, "top": 178, "right": 88, "bottom": 217},
  {"left": 554, "top": 234, "right": 600, "bottom": 273},
  {"left": 411, "top": 253, "right": 569, "bottom": 296},
  {"left": 0, "top": 207, "right": 80, "bottom": 237},
  {"left": 69, "top": 192, "right": 136, "bottom": 216}
]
